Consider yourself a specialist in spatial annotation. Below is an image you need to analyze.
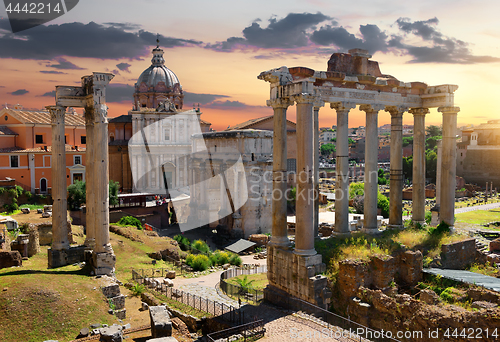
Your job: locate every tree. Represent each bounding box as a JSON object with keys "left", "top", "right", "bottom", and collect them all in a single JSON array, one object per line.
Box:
[
  {"left": 426, "top": 149, "right": 438, "bottom": 183},
  {"left": 320, "top": 143, "right": 336, "bottom": 156},
  {"left": 67, "top": 180, "right": 120, "bottom": 210},
  {"left": 348, "top": 138, "right": 356, "bottom": 145},
  {"left": 425, "top": 136, "right": 442, "bottom": 150},
  {"left": 378, "top": 168, "right": 387, "bottom": 185},
  {"left": 402, "top": 156, "right": 413, "bottom": 181},
  {"left": 402, "top": 136, "right": 413, "bottom": 147},
  {"left": 426, "top": 125, "right": 442, "bottom": 138}
]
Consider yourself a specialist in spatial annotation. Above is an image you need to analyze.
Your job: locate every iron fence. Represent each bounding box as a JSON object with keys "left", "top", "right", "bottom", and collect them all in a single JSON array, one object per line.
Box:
[
  {"left": 207, "top": 319, "right": 265, "bottom": 342},
  {"left": 219, "top": 265, "right": 267, "bottom": 304},
  {"left": 132, "top": 268, "right": 243, "bottom": 324}
]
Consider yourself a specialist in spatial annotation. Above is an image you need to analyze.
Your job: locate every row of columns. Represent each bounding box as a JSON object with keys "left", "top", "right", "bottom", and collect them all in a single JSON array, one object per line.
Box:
[{"left": 268, "top": 94, "right": 460, "bottom": 247}]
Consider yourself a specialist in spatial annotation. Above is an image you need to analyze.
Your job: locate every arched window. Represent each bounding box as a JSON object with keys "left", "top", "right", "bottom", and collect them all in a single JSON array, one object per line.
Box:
[{"left": 40, "top": 178, "right": 47, "bottom": 193}]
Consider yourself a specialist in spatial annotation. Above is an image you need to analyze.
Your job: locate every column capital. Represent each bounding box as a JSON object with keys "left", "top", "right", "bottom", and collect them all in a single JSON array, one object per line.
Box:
[
  {"left": 46, "top": 105, "right": 66, "bottom": 124},
  {"left": 330, "top": 101, "right": 356, "bottom": 112},
  {"left": 385, "top": 105, "right": 408, "bottom": 116},
  {"left": 438, "top": 106, "right": 460, "bottom": 115},
  {"left": 267, "top": 98, "right": 293, "bottom": 109},
  {"left": 359, "top": 104, "right": 385, "bottom": 113},
  {"left": 313, "top": 98, "right": 325, "bottom": 110},
  {"left": 291, "top": 93, "right": 317, "bottom": 104},
  {"left": 409, "top": 107, "right": 430, "bottom": 116}
]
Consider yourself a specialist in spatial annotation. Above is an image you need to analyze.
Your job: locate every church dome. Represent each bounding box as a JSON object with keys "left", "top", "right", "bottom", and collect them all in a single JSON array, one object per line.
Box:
[{"left": 133, "top": 38, "right": 184, "bottom": 110}]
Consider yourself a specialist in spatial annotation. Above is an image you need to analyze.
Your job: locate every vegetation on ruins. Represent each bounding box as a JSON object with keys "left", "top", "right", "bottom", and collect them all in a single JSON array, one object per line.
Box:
[
  {"left": 116, "top": 216, "right": 143, "bottom": 229},
  {"left": 348, "top": 182, "right": 390, "bottom": 218}
]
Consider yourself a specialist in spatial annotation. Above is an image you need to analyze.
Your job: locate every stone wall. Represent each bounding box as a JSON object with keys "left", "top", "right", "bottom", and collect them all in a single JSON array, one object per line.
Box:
[
  {"left": 0, "top": 250, "right": 22, "bottom": 268},
  {"left": 441, "top": 238, "right": 477, "bottom": 269},
  {"left": 30, "top": 220, "right": 73, "bottom": 246},
  {"left": 460, "top": 148, "right": 500, "bottom": 186}
]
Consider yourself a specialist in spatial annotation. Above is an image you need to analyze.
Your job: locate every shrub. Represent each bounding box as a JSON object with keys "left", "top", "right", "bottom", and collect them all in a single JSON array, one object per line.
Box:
[
  {"left": 425, "top": 211, "right": 432, "bottom": 225},
  {"left": 117, "top": 216, "right": 143, "bottom": 229},
  {"left": 185, "top": 254, "right": 195, "bottom": 265},
  {"left": 229, "top": 253, "right": 242, "bottom": 266},
  {"left": 191, "top": 239, "right": 210, "bottom": 254},
  {"left": 174, "top": 234, "right": 191, "bottom": 251},
  {"left": 377, "top": 193, "right": 390, "bottom": 218},
  {"left": 428, "top": 221, "right": 450, "bottom": 236},
  {"left": 67, "top": 180, "right": 86, "bottom": 210},
  {"left": 189, "top": 254, "right": 211, "bottom": 271},
  {"left": 130, "top": 283, "right": 146, "bottom": 296}
]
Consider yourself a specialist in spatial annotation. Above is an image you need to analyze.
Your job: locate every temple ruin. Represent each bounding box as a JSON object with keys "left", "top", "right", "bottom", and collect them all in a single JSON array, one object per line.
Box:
[{"left": 259, "top": 49, "right": 459, "bottom": 308}]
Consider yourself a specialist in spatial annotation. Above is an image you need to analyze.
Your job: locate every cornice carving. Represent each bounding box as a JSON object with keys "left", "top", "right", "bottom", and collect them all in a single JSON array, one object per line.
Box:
[
  {"left": 438, "top": 106, "right": 460, "bottom": 114},
  {"left": 267, "top": 98, "right": 293, "bottom": 109},
  {"left": 46, "top": 105, "right": 66, "bottom": 125},
  {"left": 330, "top": 101, "right": 356, "bottom": 113},
  {"left": 359, "top": 104, "right": 385, "bottom": 113},
  {"left": 291, "top": 93, "right": 317, "bottom": 104},
  {"left": 385, "top": 105, "right": 408, "bottom": 116},
  {"left": 409, "top": 107, "right": 430, "bottom": 116}
]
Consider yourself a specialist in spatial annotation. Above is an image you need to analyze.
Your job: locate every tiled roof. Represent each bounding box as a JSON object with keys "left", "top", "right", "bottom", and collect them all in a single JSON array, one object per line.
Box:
[
  {"left": 0, "top": 145, "right": 86, "bottom": 153},
  {"left": 109, "top": 115, "right": 132, "bottom": 123},
  {"left": 225, "top": 115, "right": 296, "bottom": 131},
  {"left": 2, "top": 108, "right": 85, "bottom": 126},
  {"left": 0, "top": 126, "right": 18, "bottom": 136},
  {"left": 199, "top": 118, "right": 211, "bottom": 125}
]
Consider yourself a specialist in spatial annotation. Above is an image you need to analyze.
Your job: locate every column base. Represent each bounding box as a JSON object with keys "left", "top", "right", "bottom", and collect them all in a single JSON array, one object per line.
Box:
[
  {"left": 293, "top": 248, "right": 317, "bottom": 256},
  {"left": 361, "top": 228, "right": 383, "bottom": 235},
  {"left": 91, "top": 251, "right": 116, "bottom": 276},
  {"left": 386, "top": 224, "right": 404, "bottom": 230},
  {"left": 268, "top": 236, "right": 291, "bottom": 248},
  {"left": 84, "top": 238, "right": 95, "bottom": 249},
  {"left": 330, "top": 231, "right": 351, "bottom": 238},
  {"left": 48, "top": 245, "right": 86, "bottom": 268},
  {"left": 412, "top": 220, "right": 425, "bottom": 227}
]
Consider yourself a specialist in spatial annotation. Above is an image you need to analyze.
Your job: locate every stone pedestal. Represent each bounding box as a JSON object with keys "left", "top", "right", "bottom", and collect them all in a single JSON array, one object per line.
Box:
[
  {"left": 48, "top": 245, "right": 86, "bottom": 268},
  {"left": 266, "top": 245, "right": 331, "bottom": 309}
]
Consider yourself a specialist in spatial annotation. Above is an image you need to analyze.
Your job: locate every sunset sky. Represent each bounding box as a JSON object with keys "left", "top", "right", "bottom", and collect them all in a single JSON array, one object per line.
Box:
[{"left": 1, "top": 0, "right": 500, "bottom": 131}]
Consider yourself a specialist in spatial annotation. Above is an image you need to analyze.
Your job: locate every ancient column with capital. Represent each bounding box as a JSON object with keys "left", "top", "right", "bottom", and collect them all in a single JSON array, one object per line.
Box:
[
  {"left": 48, "top": 105, "right": 70, "bottom": 252},
  {"left": 84, "top": 112, "right": 95, "bottom": 248},
  {"left": 268, "top": 98, "right": 292, "bottom": 247},
  {"left": 332, "top": 102, "right": 356, "bottom": 234},
  {"left": 410, "top": 108, "right": 429, "bottom": 225},
  {"left": 438, "top": 106, "right": 460, "bottom": 228},
  {"left": 293, "top": 94, "right": 317, "bottom": 255},
  {"left": 313, "top": 100, "right": 324, "bottom": 239},
  {"left": 360, "top": 104, "right": 384, "bottom": 232},
  {"left": 386, "top": 106, "right": 408, "bottom": 229}
]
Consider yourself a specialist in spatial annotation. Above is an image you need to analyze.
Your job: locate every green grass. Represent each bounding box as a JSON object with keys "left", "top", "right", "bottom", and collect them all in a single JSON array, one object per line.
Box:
[
  {"left": 455, "top": 209, "right": 500, "bottom": 225},
  {"left": 152, "top": 291, "right": 213, "bottom": 318},
  {"left": 227, "top": 273, "right": 269, "bottom": 291}
]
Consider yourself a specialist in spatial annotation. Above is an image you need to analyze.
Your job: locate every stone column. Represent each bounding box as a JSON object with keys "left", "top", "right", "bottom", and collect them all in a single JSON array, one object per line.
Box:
[
  {"left": 410, "top": 108, "right": 429, "bottom": 224},
  {"left": 360, "top": 105, "right": 383, "bottom": 232},
  {"left": 293, "top": 94, "right": 316, "bottom": 255},
  {"left": 332, "top": 102, "right": 356, "bottom": 234},
  {"left": 439, "top": 106, "right": 460, "bottom": 227},
  {"left": 313, "top": 100, "right": 324, "bottom": 238},
  {"left": 386, "top": 106, "right": 407, "bottom": 229},
  {"left": 84, "top": 112, "right": 95, "bottom": 248},
  {"left": 268, "top": 98, "right": 292, "bottom": 247},
  {"left": 48, "top": 105, "right": 70, "bottom": 251}
]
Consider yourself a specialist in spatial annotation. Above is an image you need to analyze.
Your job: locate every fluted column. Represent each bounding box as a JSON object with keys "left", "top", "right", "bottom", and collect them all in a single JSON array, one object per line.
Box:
[
  {"left": 438, "top": 106, "right": 460, "bottom": 227},
  {"left": 84, "top": 112, "right": 95, "bottom": 248},
  {"left": 410, "top": 108, "right": 429, "bottom": 224},
  {"left": 313, "top": 100, "right": 324, "bottom": 238},
  {"left": 386, "top": 106, "right": 408, "bottom": 229},
  {"left": 360, "top": 104, "right": 384, "bottom": 232},
  {"left": 331, "top": 102, "right": 356, "bottom": 234},
  {"left": 268, "top": 98, "right": 292, "bottom": 247},
  {"left": 48, "top": 105, "right": 70, "bottom": 251},
  {"left": 293, "top": 94, "right": 317, "bottom": 256}
]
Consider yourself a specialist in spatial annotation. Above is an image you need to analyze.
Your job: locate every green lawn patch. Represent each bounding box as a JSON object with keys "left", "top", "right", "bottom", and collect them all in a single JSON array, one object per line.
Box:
[
  {"left": 227, "top": 273, "right": 269, "bottom": 291},
  {"left": 455, "top": 209, "right": 500, "bottom": 225}
]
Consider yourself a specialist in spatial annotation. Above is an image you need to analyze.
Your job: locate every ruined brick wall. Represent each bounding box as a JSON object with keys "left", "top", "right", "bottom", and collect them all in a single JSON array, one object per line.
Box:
[
  {"left": 397, "top": 250, "right": 423, "bottom": 286},
  {"left": 441, "top": 238, "right": 477, "bottom": 269},
  {"left": 461, "top": 149, "right": 500, "bottom": 186}
]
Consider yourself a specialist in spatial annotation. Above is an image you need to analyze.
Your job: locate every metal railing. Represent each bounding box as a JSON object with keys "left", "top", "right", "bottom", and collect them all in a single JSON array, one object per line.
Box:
[
  {"left": 207, "top": 319, "right": 265, "bottom": 342},
  {"left": 132, "top": 268, "right": 244, "bottom": 324},
  {"left": 219, "top": 265, "right": 267, "bottom": 304}
]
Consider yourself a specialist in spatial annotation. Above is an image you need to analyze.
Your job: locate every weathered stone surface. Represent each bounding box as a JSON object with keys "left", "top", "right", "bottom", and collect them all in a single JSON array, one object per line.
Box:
[
  {"left": 114, "top": 309, "right": 126, "bottom": 320},
  {"left": 102, "top": 284, "right": 120, "bottom": 298},
  {"left": 163, "top": 278, "right": 174, "bottom": 287},
  {"left": 27, "top": 224, "right": 40, "bottom": 257},
  {"left": 21, "top": 207, "right": 30, "bottom": 214},
  {"left": 0, "top": 250, "right": 22, "bottom": 268},
  {"left": 248, "top": 234, "right": 269, "bottom": 246},
  {"left": 48, "top": 245, "right": 86, "bottom": 268},
  {"left": 471, "top": 301, "right": 498, "bottom": 310},
  {"left": 146, "top": 337, "right": 178, "bottom": 342},
  {"left": 441, "top": 238, "right": 476, "bottom": 269},
  {"left": 93, "top": 252, "right": 116, "bottom": 276},
  {"left": 397, "top": 250, "right": 423, "bottom": 286},
  {"left": 42, "top": 211, "right": 52, "bottom": 218},
  {"left": 110, "top": 294, "right": 126, "bottom": 310},
  {"left": 489, "top": 238, "right": 500, "bottom": 252},
  {"left": 338, "top": 260, "right": 369, "bottom": 299},
  {"left": 165, "top": 270, "right": 176, "bottom": 279},
  {"left": 149, "top": 306, "right": 172, "bottom": 338},
  {"left": 141, "top": 292, "right": 160, "bottom": 306},
  {"left": 78, "top": 327, "right": 89, "bottom": 338},
  {"left": 142, "top": 302, "right": 149, "bottom": 311},
  {"left": 371, "top": 255, "right": 396, "bottom": 289},
  {"left": 419, "top": 289, "right": 439, "bottom": 304},
  {"left": 100, "top": 324, "right": 123, "bottom": 342}
]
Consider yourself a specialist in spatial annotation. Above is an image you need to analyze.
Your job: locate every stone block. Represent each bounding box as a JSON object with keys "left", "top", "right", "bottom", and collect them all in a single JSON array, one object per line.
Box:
[
  {"left": 398, "top": 250, "right": 423, "bottom": 286},
  {"left": 147, "top": 338, "right": 179, "bottom": 342},
  {"left": 142, "top": 302, "right": 149, "bottom": 311},
  {"left": 100, "top": 324, "right": 123, "bottom": 342},
  {"left": 489, "top": 238, "right": 500, "bottom": 252},
  {"left": 338, "top": 260, "right": 368, "bottom": 299},
  {"left": 371, "top": 255, "right": 396, "bottom": 289},
  {"left": 149, "top": 306, "right": 172, "bottom": 338},
  {"left": 92, "top": 251, "right": 116, "bottom": 276},
  {"left": 110, "top": 294, "right": 126, "bottom": 310},
  {"left": 42, "top": 211, "right": 52, "bottom": 218},
  {"left": 420, "top": 289, "right": 439, "bottom": 304},
  {"left": 48, "top": 246, "right": 86, "bottom": 268},
  {"left": 471, "top": 301, "right": 498, "bottom": 310},
  {"left": 37, "top": 208, "right": 43, "bottom": 214},
  {"left": 441, "top": 238, "right": 476, "bottom": 269},
  {"left": 102, "top": 284, "right": 120, "bottom": 298},
  {"left": 114, "top": 309, "right": 127, "bottom": 320},
  {"left": 43, "top": 205, "right": 52, "bottom": 212},
  {"left": 0, "top": 250, "right": 22, "bottom": 268},
  {"left": 249, "top": 234, "right": 269, "bottom": 246},
  {"left": 21, "top": 207, "right": 30, "bottom": 214},
  {"left": 165, "top": 270, "right": 176, "bottom": 279},
  {"left": 163, "top": 278, "right": 174, "bottom": 287}
]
